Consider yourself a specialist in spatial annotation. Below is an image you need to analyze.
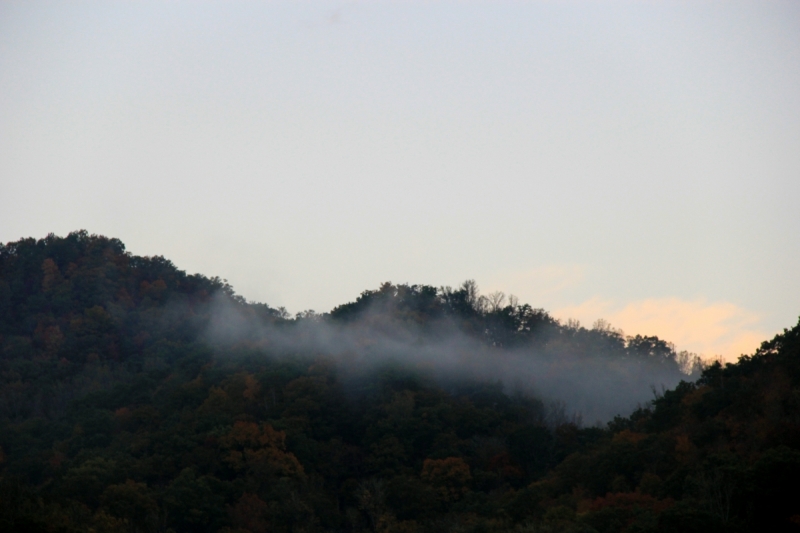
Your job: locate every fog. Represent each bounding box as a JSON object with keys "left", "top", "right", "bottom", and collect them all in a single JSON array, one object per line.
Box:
[{"left": 206, "top": 291, "right": 697, "bottom": 425}]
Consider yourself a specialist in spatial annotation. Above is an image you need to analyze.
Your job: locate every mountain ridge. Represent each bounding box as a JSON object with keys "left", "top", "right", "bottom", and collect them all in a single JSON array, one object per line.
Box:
[{"left": 0, "top": 230, "right": 797, "bottom": 532}]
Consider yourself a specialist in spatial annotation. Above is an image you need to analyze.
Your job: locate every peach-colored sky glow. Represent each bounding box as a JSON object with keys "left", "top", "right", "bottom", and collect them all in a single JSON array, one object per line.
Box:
[
  {"left": 486, "top": 265, "right": 773, "bottom": 362},
  {"left": 554, "top": 297, "right": 767, "bottom": 362}
]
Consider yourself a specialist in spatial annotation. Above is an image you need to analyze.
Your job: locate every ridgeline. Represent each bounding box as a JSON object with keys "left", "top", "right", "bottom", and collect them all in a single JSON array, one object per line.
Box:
[{"left": 1, "top": 231, "right": 798, "bottom": 533}]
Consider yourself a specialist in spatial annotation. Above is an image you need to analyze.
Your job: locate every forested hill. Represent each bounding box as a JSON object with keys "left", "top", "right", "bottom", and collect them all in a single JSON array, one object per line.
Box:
[
  {"left": 0, "top": 231, "right": 798, "bottom": 533},
  {"left": 0, "top": 230, "right": 701, "bottom": 422}
]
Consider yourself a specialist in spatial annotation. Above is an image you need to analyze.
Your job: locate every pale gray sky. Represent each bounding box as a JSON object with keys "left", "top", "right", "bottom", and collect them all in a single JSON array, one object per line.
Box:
[{"left": 2, "top": 1, "right": 798, "bottom": 360}]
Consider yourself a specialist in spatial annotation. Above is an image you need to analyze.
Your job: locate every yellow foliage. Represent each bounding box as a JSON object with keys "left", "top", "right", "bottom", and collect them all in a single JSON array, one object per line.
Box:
[{"left": 220, "top": 421, "right": 305, "bottom": 479}]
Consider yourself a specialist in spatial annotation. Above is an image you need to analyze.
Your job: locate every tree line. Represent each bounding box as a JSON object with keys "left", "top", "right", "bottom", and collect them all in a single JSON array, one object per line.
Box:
[{"left": 0, "top": 231, "right": 797, "bottom": 532}]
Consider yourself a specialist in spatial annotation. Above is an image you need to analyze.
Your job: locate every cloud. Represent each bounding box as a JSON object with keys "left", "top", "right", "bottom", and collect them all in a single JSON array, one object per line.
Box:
[{"left": 554, "top": 297, "right": 768, "bottom": 362}]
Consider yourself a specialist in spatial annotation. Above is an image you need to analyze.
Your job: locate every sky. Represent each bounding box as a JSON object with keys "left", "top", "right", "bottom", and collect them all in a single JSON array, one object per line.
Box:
[{"left": 1, "top": 1, "right": 798, "bottom": 362}]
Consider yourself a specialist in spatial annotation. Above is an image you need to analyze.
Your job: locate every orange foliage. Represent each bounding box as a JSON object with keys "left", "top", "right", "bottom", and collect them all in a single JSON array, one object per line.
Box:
[
  {"left": 487, "top": 452, "right": 523, "bottom": 480},
  {"left": 674, "top": 433, "right": 697, "bottom": 463},
  {"left": 220, "top": 421, "right": 305, "bottom": 479},
  {"left": 41, "top": 258, "right": 62, "bottom": 291},
  {"left": 421, "top": 457, "right": 472, "bottom": 501},
  {"left": 612, "top": 429, "right": 647, "bottom": 445},
  {"left": 589, "top": 492, "right": 673, "bottom": 514},
  {"left": 242, "top": 374, "right": 261, "bottom": 401},
  {"left": 222, "top": 421, "right": 286, "bottom": 450},
  {"left": 230, "top": 492, "right": 270, "bottom": 533},
  {"left": 681, "top": 385, "right": 709, "bottom": 407}
]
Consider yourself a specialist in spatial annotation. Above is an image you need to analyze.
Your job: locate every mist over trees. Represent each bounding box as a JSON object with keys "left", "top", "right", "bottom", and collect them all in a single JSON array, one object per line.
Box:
[{"left": 1, "top": 231, "right": 797, "bottom": 532}]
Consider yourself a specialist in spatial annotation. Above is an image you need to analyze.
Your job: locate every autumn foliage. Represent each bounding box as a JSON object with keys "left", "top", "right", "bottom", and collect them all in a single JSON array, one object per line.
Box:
[{"left": 0, "top": 231, "right": 798, "bottom": 532}]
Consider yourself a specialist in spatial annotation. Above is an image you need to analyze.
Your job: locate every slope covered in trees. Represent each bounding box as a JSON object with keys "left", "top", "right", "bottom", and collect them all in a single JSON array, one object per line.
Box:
[{"left": 0, "top": 231, "right": 796, "bottom": 533}]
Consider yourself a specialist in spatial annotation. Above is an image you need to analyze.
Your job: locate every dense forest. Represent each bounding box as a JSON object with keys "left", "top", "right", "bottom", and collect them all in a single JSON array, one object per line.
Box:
[{"left": 0, "top": 231, "right": 798, "bottom": 533}]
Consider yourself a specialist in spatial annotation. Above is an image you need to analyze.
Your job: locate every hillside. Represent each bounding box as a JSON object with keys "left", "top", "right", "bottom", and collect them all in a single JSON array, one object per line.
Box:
[{"left": 0, "top": 231, "right": 797, "bottom": 533}]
